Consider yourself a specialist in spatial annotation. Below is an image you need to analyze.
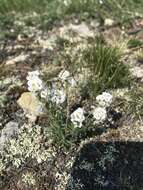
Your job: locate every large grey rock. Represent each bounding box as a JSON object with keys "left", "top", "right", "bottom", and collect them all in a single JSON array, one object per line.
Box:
[
  {"left": 1, "top": 121, "right": 19, "bottom": 137},
  {"left": 0, "top": 121, "right": 19, "bottom": 150},
  {"left": 67, "top": 142, "right": 143, "bottom": 190}
]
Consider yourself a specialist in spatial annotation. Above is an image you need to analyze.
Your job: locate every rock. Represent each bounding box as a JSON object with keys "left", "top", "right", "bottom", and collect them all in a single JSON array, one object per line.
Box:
[
  {"left": 90, "top": 20, "right": 100, "bottom": 28},
  {"left": 67, "top": 142, "right": 143, "bottom": 190},
  {"left": 1, "top": 121, "right": 19, "bottom": 138},
  {"left": 104, "top": 18, "right": 114, "bottom": 27},
  {"left": 17, "top": 92, "right": 46, "bottom": 121},
  {"left": 37, "top": 36, "right": 56, "bottom": 50},
  {"left": 69, "top": 23, "right": 94, "bottom": 38},
  {"left": 6, "top": 54, "right": 28, "bottom": 66},
  {"left": 130, "top": 66, "right": 143, "bottom": 80},
  {"left": 0, "top": 121, "right": 19, "bottom": 150},
  {"left": 60, "top": 22, "right": 94, "bottom": 40}
]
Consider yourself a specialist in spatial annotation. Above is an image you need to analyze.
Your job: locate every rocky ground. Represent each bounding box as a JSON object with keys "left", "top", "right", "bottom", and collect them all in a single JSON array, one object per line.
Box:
[{"left": 0, "top": 9, "right": 143, "bottom": 190}]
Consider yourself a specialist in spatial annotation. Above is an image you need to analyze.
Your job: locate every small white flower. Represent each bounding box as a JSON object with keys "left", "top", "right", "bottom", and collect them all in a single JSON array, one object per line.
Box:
[
  {"left": 71, "top": 108, "right": 85, "bottom": 128},
  {"left": 26, "top": 70, "right": 40, "bottom": 81},
  {"left": 26, "top": 70, "right": 44, "bottom": 92},
  {"left": 40, "top": 88, "right": 48, "bottom": 99},
  {"left": 27, "top": 78, "right": 43, "bottom": 92},
  {"left": 92, "top": 107, "right": 107, "bottom": 124},
  {"left": 63, "top": 0, "right": 71, "bottom": 6},
  {"left": 58, "top": 70, "right": 70, "bottom": 81},
  {"left": 58, "top": 70, "right": 77, "bottom": 87},
  {"left": 99, "top": 0, "right": 103, "bottom": 4},
  {"left": 68, "top": 77, "right": 77, "bottom": 87},
  {"left": 96, "top": 92, "right": 113, "bottom": 107},
  {"left": 51, "top": 89, "right": 66, "bottom": 105}
]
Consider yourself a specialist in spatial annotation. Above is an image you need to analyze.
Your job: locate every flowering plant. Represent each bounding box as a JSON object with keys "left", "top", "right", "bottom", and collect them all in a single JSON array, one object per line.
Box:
[{"left": 24, "top": 69, "right": 121, "bottom": 148}]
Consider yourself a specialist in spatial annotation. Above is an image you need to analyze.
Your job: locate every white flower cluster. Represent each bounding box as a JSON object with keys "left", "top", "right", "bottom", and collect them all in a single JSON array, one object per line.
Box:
[
  {"left": 92, "top": 106, "right": 107, "bottom": 124},
  {"left": 26, "top": 70, "right": 76, "bottom": 106},
  {"left": 58, "top": 70, "right": 70, "bottom": 81},
  {"left": 70, "top": 108, "right": 85, "bottom": 128},
  {"left": 49, "top": 69, "right": 76, "bottom": 104},
  {"left": 40, "top": 86, "right": 66, "bottom": 105},
  {"left": 70, "top": 92, "right": 113, "bottom": 127},
  {"left": 92, "top": 92, "right": 113, "bottom": 124},
  {"left": 96, "top": 92, "right": 113, "bottom": 107},
  {"left": 58, "top": 70, "right": 77, "bottom": 87},
  {"left": 27, "top": 70, "right": 43, "bottom": 92},
  {"left": 51, "top": 88, "right": 66, "bottom": 105}
]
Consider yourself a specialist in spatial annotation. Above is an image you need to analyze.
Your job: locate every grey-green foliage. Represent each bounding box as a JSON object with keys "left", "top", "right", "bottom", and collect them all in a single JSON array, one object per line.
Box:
[
  {"left": 0, "top": 124, "right": 55, "bottom": 175},
  {"left": 128, "top": 38, "right": 143, "bottom": 48},
  {"left": 98, "top": 144, "right": 118, "bottom": 170},
  {"left": 22, "top": 172, "right": 36, "bottom": 186}
]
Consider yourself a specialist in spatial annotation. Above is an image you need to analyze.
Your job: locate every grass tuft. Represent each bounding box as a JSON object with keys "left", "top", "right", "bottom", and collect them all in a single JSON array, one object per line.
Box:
[
  {"left": 82, "top": 42, "right": 131, "bottom": 97},
  {"left": 128, "top": 38, "right": 143, "bottom": 49}
]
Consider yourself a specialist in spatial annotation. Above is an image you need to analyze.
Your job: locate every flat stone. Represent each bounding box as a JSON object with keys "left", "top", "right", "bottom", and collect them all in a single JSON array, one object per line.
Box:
[{"left": 17, "top": 92, "right": 46, "bottom": 119}]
